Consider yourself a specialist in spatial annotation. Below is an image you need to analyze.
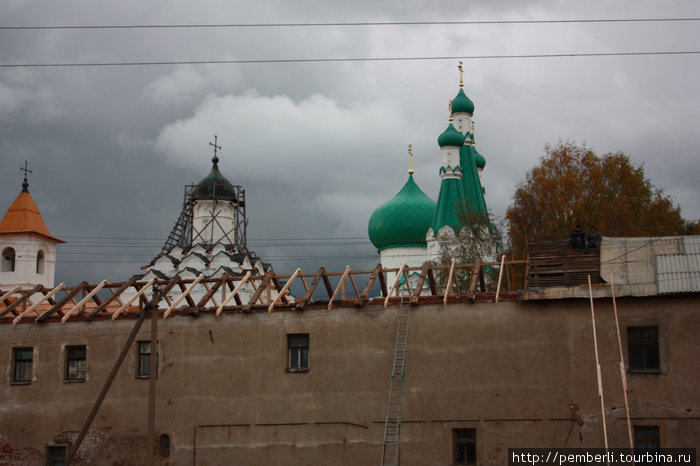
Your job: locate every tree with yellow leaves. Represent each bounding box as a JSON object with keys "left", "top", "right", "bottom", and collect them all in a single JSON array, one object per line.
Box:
[{"left": 506, "top": 141, "right": 695, "bottom": 254}]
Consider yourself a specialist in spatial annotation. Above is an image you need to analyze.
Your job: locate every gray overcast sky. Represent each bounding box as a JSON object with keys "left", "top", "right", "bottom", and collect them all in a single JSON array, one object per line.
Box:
[{"left": 1, "top": 0, "right": 699, "bottom": 287}]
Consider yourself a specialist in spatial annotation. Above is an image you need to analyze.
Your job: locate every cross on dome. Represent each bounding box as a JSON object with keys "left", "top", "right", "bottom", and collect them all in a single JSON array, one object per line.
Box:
[
  {"left": 20, "top": 160, "right": 32, "bottom": 193},
  {"left": 458, "top": 61, "right": 464, "bottom": 88},
  {"left": 209, "top": 135, "right": 222, "bottom": 165}
]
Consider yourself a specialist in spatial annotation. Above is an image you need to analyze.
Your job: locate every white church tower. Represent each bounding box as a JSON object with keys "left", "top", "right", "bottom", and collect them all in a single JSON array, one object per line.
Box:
[{"left": 0, "top": 164, "right": 64, "bottom": 291}]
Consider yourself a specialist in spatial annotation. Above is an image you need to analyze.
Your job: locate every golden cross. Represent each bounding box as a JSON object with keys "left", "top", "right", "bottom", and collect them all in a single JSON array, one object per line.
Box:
[{"left": 408, "top": 144, "right": 414, "bottom": 175}]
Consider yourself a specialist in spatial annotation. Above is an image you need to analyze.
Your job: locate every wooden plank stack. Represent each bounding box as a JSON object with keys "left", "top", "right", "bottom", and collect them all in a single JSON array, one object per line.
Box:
[{"left": 526, "top": 240, "right": 603, "bottom": 289}]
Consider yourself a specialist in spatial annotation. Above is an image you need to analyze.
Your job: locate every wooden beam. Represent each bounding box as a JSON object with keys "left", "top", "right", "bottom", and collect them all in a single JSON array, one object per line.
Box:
[
  {"left": 295, "top": 267, "right": 325, "bottom": 310},
  {"left": 244, "top": 271, "right": 274, "bottom": 312},
  {"left": 0, "top": 285, "right": 22, "bottom": 305},
  {"left": 348, "top": 274, "right": 360, "bottom": 300},
  {"left": 0, "top": 284, "right": 43, "bottom": 317},
  {"left": 321, "top": 269, "right": 334, "bottom": 298},
  {"left": 385, "top": 262, "right": 406, "bottom": 308},
  {"left": 61, "top": 280, "right": 108, "bottom": 323},
  {"left": 13, "top": 283, "right": 65, "bottom": 325},
  {"left": 443, "top": 259, "right": 457, "bottom": 306},
  {"left": 328, "top": 266, "right": 351, "bottom": 310},
  {"left": 196, "top": 275, "right": 225, "bottom": 309},
  {"left": 112, "top": 277, "right": 156, "bottom": 320},
  {"left": 271, "top": 274, "right": 288, "bottom": 304},
  {"left": 36, "top": 281, "right": 88, "bottom": 323},
  {"left": 88, "top": 278, "right": 136, "bottom": 320},
  {"left": 427, "top": 262, "right": 438, "bottom": 296},
  {"left": 410, "top": 262, "right": 431, "bottom": 304},
  {"left": 217, "top": 271, "right": 251, "bottom": 315},
  {"left": 154, "top": 276, "right": 182, "bottom": 310},
  {"left": 268, "top": 268, "right": 301, "bottom": 313},
  {"left": 65, "top": 310, "right": 150, "bottom": 465},
  {"left": 378, "top": 266, "right": 388, "bottom": 297},
  {"left": 468, "top": 258, "right": 483, "bottom": 300},
  {"left": 355, "top": 263, "right": 382, "bottom": 307},
  {"left": 164, "top": 274, "right": 204, "bottom": 318},
  {"left": 495, "top": 255, "right": 506, "bottom": 303}
]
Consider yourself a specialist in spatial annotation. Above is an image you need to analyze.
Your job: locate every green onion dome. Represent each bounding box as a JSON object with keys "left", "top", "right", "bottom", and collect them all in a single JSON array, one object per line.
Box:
[
  {"left": 368, "top": 174, "right": 437, "bottom": 251},
  {"left": 452, "top": 88, "right": 474, "bottom": 114},
  {"left": 191, "top": 156, "right": 238, "bottom": 202},
  {"left": 438, "top": 123, "right": 466, "bottom": 148}
]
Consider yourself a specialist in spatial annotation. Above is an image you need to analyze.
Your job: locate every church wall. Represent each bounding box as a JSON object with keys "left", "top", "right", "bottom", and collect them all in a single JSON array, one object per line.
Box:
[
  {"left": 0, "top": 235, "right": 56, "bottom": 290},
  {"left": 0, "top": 295, "right": 698, "bottom": 465},
  {"left": 192, "top": 200, "right": 237, "bottom": 245}
]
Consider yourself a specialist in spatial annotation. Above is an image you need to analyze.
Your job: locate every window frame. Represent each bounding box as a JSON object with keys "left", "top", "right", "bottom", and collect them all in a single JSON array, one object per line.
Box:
[
  {"left": 136, "top": 340, "right": 158, "bottom": 379},
  {"left": 36, "top": 249, "right": 45, "bottom": 274},
  {"left": 12, "top": 347, "right": 33, "bottom": 384},
  {"left": 627, "top": 326, "right": 660, "bottom": 374},
  {"left": 287, "top": 333, "right": 309, "bottom": 372},
  {"left": 634, "top": 425, "right": 660, "bottom": 453},
  {"left": 45, "top": 444, "right": 67, "bottom": 466},
  {"left": 2, "top": 247, "right": 15, "bottom": 272},
  {"left": 453, "top": 428, "right": 477, "bottom": 465},
  {"left": 159, "top": 433, "right": 171, "bottom": 458},
  {"left": 65, "top": 345, "right": 86, "bottom": 382}
]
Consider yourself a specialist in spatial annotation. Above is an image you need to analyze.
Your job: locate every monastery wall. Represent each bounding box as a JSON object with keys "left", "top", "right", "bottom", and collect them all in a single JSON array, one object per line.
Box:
[{"left": 0, "top": 296, "right": 698, "bottom": 465}]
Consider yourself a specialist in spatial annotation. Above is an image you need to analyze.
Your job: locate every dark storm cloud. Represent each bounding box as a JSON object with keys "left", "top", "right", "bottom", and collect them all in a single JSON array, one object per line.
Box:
[{"left": 1, "top": 0, "right": 698, "bottom": 286}]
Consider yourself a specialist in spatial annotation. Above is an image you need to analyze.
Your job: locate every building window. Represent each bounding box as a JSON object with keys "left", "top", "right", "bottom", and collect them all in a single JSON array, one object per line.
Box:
[
  {"left": 36, "top": 249, "right": 45, "bottom": 274},
  {"left": 453, "top": 429, "right": 476, "bottom": 465},
  {"left": 137, "top": 341, "right": 157, "bottom": 378},
  {"left": 628, "top": 326, "right": 660, "bottom": 373},
  {"left": 12, "top": 347, "right": 33, "bottom": 384},
  {"left": 287, "top": 334, "right": 309, "bottom": 371},
  {"left": 65, "top": 345, "right": 86, "bottom": 382},
  {"left": 45, "top": 444, "right": 67, "bottom": 466},
  {"left": 159, "top": 433, "right": 171, "bottom": 458},
  {"left": 634, "top": 426, "right": 660, "bottom": 453},
  {"left": 1, "top": 247, "right": 15, "bottom": 272}
]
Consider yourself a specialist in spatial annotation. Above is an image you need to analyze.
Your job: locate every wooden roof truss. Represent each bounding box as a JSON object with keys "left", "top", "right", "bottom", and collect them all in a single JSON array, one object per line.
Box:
[{"left": 0, "top": 258, "right": 527, "bottom": 325}]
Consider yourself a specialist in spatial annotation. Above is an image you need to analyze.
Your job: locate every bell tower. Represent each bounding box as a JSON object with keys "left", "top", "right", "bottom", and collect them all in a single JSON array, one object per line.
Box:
[{"left": 0, "top": 162, "right": 64, "bottom": 290}]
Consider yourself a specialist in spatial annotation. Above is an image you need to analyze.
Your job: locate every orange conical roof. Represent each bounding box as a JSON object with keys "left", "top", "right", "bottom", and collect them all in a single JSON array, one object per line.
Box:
[{"left": 0, "top": 187, "right": 64, "bottom": 243}]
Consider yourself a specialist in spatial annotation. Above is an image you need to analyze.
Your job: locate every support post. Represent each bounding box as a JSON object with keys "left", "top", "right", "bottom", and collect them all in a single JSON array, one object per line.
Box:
[
  {"left": 610, "top": 277, "right": 634, "bottom": 450},
  {"left": 146, "top": 303, "right": 158, "bottom": 466},
  {"left": 587, "top": 275, "right": 610, "bottom": 458},
  {"left": 65, "top": 310, "right": 149, "bottom": 464}
]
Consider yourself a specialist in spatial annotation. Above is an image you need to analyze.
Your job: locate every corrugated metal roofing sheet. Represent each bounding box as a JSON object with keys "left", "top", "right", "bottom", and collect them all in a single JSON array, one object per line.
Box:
[
  {"left": 684, "top": 236, "right": 700, "bottom": 255},
  {"left": 656, "top": 253, "right": 700, "bottom": 294}
]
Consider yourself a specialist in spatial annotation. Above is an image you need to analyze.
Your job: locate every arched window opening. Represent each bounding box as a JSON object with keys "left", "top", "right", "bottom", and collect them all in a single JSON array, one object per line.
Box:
[
  {"left": 36, "top": 250, "right": 45, "bottom": 274},
  {"left": 1, "top": 247, "right": 15, "bottom": 272},
  {"left": 159, "top": 433, "right": 170, "bottom": 458}
]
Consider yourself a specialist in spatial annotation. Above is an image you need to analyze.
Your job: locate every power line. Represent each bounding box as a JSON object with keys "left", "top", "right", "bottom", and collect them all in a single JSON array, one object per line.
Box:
[
  {"left": 2, "top": 18, "right": 699, "bottom": 30},
  {"left": 2, "top": 51, "right": 698, "bottom": 68}
]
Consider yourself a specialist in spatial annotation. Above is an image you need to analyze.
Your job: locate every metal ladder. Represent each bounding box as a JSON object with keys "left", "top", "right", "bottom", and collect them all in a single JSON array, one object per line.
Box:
[
  {"left": 160, "top": 185, "right": 195, "bottom": 254},
  {"left": 381, "top": 297, "right": 411, "bottom": 466}
]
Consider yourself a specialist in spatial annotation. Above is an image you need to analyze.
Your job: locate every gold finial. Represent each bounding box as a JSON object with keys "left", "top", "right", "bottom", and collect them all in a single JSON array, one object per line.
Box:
[
  {"left": 449, "top": 100, "right": 453, "bottom": 122},
  {"left": 408, "top": 144, "right": 414, "bottom": 175},
  {"left": 458, "top": 61, "right": 464, "bottom": 88}
]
